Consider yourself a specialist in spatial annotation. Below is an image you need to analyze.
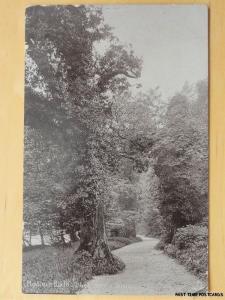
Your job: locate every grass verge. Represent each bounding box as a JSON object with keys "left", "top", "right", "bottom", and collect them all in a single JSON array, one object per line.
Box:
[
  {"left": 23, "top": 236, "right": 141, "bottom": 293},
  {"left": 22, "top": 242, "right": 92, "bottom": 294}
]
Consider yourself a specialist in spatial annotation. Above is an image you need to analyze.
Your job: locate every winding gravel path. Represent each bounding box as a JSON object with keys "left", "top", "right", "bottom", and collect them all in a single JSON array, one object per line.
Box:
[{"left": 79, "top": 236, "right": 205, "bottom": 295}]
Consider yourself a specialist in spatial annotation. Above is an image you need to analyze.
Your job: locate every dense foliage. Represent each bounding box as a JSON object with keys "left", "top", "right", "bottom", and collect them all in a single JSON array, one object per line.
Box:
[
  {"left": 153, "top": 83, "right": 208, "bottom": 242},
  {"left": 164, "top": 224, "right": 208, "bottom": 280},
  {"left": 23, "top": 5, "right": 208, "bottom": 287}
]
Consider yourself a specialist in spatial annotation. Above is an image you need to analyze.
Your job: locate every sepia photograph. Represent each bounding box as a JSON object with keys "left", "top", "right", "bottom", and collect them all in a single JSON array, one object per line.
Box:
[{"left": 23, "top": 4, "right": 208, "bottom": 295}]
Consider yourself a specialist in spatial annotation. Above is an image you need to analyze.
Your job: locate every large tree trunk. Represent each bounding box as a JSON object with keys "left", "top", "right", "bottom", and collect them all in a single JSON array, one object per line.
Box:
[
  {"left": 76, "top": 202, "right": 125, "bottom": 275},
  {"left": 76, "top": 218, "right": 94, "bottom": 252},
  {"left": 91, "top": 202, "right": 114, "bottom": 259}
]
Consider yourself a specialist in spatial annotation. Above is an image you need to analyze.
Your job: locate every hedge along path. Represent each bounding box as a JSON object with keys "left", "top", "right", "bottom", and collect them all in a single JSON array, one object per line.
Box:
[{"left": 79, "top": 236, "right": 205, "bottom": 295}]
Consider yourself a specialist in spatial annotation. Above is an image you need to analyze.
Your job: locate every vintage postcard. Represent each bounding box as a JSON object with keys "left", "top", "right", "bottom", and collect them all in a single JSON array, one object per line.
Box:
[{"left": 23, "top": 5, "right": 208, "bottom": 295}]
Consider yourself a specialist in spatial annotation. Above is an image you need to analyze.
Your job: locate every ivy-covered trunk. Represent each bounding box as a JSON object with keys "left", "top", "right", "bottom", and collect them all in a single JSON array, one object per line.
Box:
[
  {"left": 77, "top": 217, "right": 94, "bottom": 253},
  {"left": 91, "top": 202, "right": 115, "bottom": 263},
  {"left": 76, "top": 201, "right": 125, "bottom": 275}
]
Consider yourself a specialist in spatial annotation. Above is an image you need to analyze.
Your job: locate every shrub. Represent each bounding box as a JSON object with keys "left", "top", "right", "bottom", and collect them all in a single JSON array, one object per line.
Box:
[
  {"left": 108, "top": 236, "right": 142, "bottom": 250},
  {"left": 164, "top": 243, "right": 176, "bottom": 258},
  {"left": 173, "top": 224, "right": 208, "bottom": 250},
  {"left": 92, "top": 254, "right": 125, "bottom": 275},
  {"left": 163, "top": 224, "right": 208, "bottom": 281},
  {"left": 156, "top": 224, "right": 208, "bottom": 282},
  {"left": 108, "top": 240, "right": 124, "bottom": 251}
]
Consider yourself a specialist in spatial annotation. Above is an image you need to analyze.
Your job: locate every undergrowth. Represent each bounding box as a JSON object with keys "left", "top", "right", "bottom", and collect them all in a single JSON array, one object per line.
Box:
[{"left": 155, "top": 224, "right": 208, "bottom": 282}]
